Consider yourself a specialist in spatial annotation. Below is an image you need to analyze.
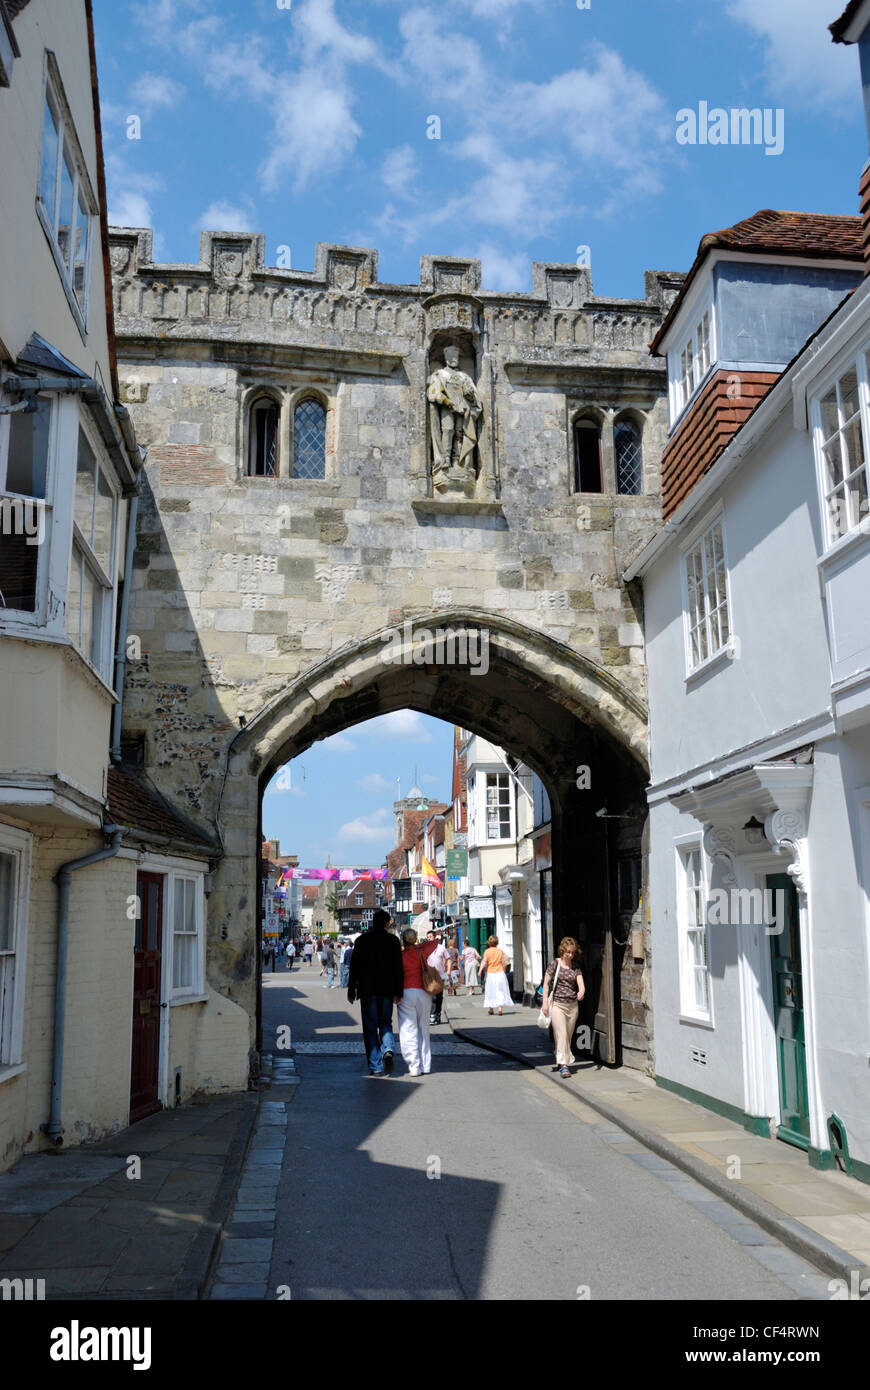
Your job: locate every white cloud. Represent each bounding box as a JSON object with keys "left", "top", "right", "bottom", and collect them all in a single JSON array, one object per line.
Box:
[
  {"left": 196, "top": 199, "right": 257, "bottom": 233},
  {"left": 295, "top": 0, "right": 384, "bottom": 68},
  {"left": 727, "top": 0, "right": 858, "bottom": 114},
  {"left": 356, "top": 711, "right": 433, "bottom": 743},
  {"left": 381, "top": 145, "right": 419, "bottom": 198},
  {"left": 269, "top": 766, "right": 306, "bottom": 796},
  {"left": 129, "top": 73, "right": 184, "bottom": 115},
  {"left": 400, "top": 7, "right": 486, "bottom": 98},
  {"left": 260, "top": 68, "right": 363, "bottom": 192},
  {"left": 107, "top": 188, "right": 154, "bottom": 229},
  {"left": 322, "top": 732, "right": 356, "bottom": 753},
  {"left": 477, "top": 242, "right": 530, "bottom": 291},
  {"left": 356, "top": 772, "right": 393, "bottom": 793},
  {"left": 336, "top": 807, "right": 393, "bottom": 842}
]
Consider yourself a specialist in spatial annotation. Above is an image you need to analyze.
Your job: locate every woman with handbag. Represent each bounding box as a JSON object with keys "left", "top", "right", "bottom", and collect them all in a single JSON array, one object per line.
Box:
[
  {"left": 480, "top": 935, "right": 513, "bottom": 1015},
  {"left": 540, "top": 937, "right": 585, "bottom": 1078},
  {"left": 397, "top": 928, "right": 440, "bottom": 1076}
]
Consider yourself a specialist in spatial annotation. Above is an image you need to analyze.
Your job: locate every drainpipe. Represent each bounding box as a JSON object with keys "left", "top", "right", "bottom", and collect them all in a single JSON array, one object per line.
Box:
[
  {"left": 43, "top": 825, "right": 124, "bottom": 1146},
  {"left": 111, "top": 486, "right": 140, "bottom": 763}
]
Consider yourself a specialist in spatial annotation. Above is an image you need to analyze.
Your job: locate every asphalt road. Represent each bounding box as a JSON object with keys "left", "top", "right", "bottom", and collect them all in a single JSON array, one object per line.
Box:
[{"left": 260, "top": 962, "right": 828, "bottom": 1301}]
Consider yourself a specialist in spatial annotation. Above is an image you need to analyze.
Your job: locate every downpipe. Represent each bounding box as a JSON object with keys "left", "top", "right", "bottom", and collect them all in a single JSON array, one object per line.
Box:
[
  {"left": 111, "top": 486, "right": 140, "bottom": 763},
  {"left": 43, "top": 825, "right": 124, "bottom": 1147}
]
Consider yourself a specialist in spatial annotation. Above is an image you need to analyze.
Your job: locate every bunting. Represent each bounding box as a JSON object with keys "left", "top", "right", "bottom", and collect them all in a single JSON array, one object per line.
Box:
[{"left": 276, "top": 866, "right": 389, "bottom": 885}]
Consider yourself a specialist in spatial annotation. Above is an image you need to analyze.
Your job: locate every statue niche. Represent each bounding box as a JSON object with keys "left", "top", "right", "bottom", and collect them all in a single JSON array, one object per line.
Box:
[{"left": 427, "top": 343, "right": 484, "bottom": 498}]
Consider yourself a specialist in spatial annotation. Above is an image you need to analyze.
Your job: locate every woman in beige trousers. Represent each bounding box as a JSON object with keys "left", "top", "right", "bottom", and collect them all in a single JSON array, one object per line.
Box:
[{"left": 541, "top": 937, "right": 586, "bottom": 1078}]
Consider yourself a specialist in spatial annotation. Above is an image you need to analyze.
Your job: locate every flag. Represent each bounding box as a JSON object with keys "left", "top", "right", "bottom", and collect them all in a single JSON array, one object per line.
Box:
[{"left": 421, "top": 855, "right": 441, "bottom": 888}]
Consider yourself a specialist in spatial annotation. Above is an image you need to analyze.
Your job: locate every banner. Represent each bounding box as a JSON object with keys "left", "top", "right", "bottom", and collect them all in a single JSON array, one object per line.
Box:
[{"left": 277, "top": 866, "right": 389, "bottom": 884}]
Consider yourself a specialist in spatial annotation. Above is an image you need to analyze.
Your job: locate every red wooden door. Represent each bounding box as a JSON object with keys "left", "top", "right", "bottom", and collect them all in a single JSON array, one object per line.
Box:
[{"left": 130, "top": 871, "right": 164, "bottom": 1123}]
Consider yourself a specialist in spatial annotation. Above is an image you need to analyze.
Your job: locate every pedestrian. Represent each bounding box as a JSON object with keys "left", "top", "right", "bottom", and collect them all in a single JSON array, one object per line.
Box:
[
  {"left": 480, "top": 935, "right": 513, "bottom": 1014},
  {"left": 304, "top": 938, "right": 313, "bottom": 966},
  {"left": 541, "top": 937, "right": 586, "bottom": 1079},
  {"left": 427, "top": 932, "right": 449, "bottom": 1025},
  {"left": 461, "top": 941, "right": 481, "bottom": 994},
  {"left": 325, "top": 939, "right": 336, "bottom": 987},
  {"left": 318, "top": 939, "right": 327, "bottom": 976},
  {"left": 443, "top": 936, "right": 461, "bottom": 995},
  {"left": 339, "top": 937, "right": 353, "bottom": 989},
  {"left": 347, "top": 909, "right": 404, "bottom": 1076},
  {"left": 397, "top": 927, "right": 438, "bottom": 1076},
  {"left": 285, "top": 939, "right": 296, "bottom": 971}
]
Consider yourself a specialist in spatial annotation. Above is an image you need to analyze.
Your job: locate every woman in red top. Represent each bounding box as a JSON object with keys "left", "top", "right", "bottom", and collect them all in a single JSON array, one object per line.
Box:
[{"left": 397, "top": 928, "right": 438, "bottom": 1076}]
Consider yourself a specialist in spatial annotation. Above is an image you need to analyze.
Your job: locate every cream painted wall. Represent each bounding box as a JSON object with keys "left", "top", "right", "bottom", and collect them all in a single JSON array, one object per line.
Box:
[
  {"left": 0, "top": 638, "right": 113, "bottom": 802},
  {"left": 0, "top": 0, "right": 111, "bottom": 377}
]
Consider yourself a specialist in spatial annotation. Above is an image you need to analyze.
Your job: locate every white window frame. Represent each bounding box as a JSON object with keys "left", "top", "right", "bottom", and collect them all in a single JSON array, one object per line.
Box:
[
  {"left": 669, "top": 294, "right": 716, "bottom": 422},
  {"left": 675, "top": 836, "right": 714, "bottom": 1027},
  {"left": 169, "top": 871, "right": 205, "bottom": 1001},
  {"left": 36, "top": 55, "right": 97, "bottom": 335},
  {"left": 810, "top": 350, "right": 870, "bottom": 553},
  {"left": 681, "top": 507, "right": 733, "bottom": 677},
  {"left": 484, "top": 771, "right": 513, "bottom": 843},
  {"left": 0, "top": 823, "right": 32, "bottom": 1078},
  {"left": 0, "top": 392, "right": 57, "bottom": 624},
  {"left": 67, "top": 413, "right": 120, "bottom": 684}
]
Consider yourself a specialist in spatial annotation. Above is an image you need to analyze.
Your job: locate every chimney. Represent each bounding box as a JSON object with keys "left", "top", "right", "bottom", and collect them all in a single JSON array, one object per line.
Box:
[{"left": 831, "top": 0, "right": 870, "bottom": 273}]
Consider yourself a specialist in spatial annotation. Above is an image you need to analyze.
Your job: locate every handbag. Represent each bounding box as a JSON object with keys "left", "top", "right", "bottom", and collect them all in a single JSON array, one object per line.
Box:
[
  {"left": 418, "top": 946, "right": 444, "bottom": 996},
  {"left": 536, "top": 960, "right": 561, "bottom": 1028}
]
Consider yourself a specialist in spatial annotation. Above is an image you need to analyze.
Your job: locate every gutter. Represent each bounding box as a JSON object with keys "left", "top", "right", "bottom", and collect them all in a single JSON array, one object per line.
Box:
[
  {"left": 43, "top": 824, "right": 124, "bottom": 1146},
  {"left": 3, "top": 372, "right": 139, "bottom": 491}
]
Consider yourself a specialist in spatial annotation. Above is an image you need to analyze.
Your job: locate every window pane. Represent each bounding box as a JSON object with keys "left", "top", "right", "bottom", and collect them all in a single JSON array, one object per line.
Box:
[
  {"left": 75, "top": 430, "right": 96, "bottom": 542},
  {"left": 40, "top": 98, "right": 59, "bottom": 222},
  {"left": 294, "top": 400, "right": 326, "bottom": 479},
  {"left": 820, "top": 387, "right": 839, "bottom": 441},
  {"left": 0, "top": 530, "right": 39, "bottom": 613},
  {"left": 57, "top": 143, "right": 76, "bottom": 269},
  {"left": 843, "top": 415, "right": 865, "bottom": 478},
  {"left": 7, "top": 397, "right": 50, "bottom": 499},
  {"left": 823, "top": 436, "right": 844, "bottom": 491},
  {"left": 0, "top": 853, "right": 14, "bottom": 952},
  {"left": 249, "top": 399, "right": 279, "bottom": 477},
  {"left": 184, "top": 881, "right": 196, "bottom": 934},
  {"left": 174, "top": 935, "right": 195, "bottom": 990},
  {"left": 840, "top": 368, "right": 860, "bottom": 423},
  {"left": 694, "top": 964, "right": 708, "bottom": 1012},
  {"left": 73, "top": 185, "right": 89, "bottom": 303},
  {"left": 80, "top": 563, "right": 95, "bottom": 663},
  {"left": 615, "top": 420, "right": 643, "bottom": 495},
  {"left": 93, "top": 466, "right": 113, "bottom": 573}
]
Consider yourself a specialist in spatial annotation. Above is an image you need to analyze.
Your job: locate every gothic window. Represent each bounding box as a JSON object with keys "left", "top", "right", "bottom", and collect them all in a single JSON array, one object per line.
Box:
[
  {"left": 293, "top": 399, "right": 326, "bottom": 479},
  {"left": 248, "top": 396, "right": 279, "bottom": 477},
  {"left": 573, "top": 416, "right": 602, "bottom": 493},
  {"left": 615, "top": 417, "right": 643, "bottom": 495}
]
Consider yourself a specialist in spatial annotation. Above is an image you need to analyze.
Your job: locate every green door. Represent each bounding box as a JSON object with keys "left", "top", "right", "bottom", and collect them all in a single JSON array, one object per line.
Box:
[{"left": 767, "top": 873, "right": 810, "bottom": 1148}]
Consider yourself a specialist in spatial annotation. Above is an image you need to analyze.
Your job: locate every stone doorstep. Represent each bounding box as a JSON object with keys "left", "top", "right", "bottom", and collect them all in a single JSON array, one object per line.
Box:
[{"left": 444, "top": 1013, "right": 870, "bottom": 1282}]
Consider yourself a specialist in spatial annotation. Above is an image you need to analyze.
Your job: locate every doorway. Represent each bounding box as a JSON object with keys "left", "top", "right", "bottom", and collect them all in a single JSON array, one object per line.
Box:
[
  {"left": 766, "top": 872, "right": 810, "bottom": 1148},
  {"left": 130, "top": 870, "right": 164, "bottom": 1124}
]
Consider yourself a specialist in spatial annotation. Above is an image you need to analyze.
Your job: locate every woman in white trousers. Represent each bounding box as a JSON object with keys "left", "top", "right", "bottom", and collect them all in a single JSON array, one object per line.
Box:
[{"left": 397, "top": 927, "right": 437, "bottom": 1076}]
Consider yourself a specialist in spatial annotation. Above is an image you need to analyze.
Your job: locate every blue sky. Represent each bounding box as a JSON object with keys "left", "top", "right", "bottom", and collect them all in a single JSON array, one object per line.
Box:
[
  {"left": 92, "top": 0, "right": 867, "bottom": 299},
  {"left": 262, "top": 711, "right": 454, "bottom": 868},
  {"left": 90, "top": 0, "right": 865, "bottom": 863}
]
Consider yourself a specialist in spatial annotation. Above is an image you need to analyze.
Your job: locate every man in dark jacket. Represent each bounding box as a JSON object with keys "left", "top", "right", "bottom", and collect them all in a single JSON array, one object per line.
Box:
[{"left": 348, "top": 910, "right": 403, "bottom": 1076}]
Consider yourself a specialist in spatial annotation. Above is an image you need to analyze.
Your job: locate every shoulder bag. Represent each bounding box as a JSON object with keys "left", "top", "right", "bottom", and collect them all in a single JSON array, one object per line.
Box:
[
  {"left": 536, "top": 960, "right": 561, "bottom": 1029},
  {"left": 417, "top": 946, "right": 444, "bottom": 996}
]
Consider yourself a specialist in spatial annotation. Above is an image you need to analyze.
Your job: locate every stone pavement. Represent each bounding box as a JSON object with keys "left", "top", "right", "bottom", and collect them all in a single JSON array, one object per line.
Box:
[
  {"left": 445, "top": 993, "right": 870, "bottom": 1283},
  {"left": 0, "top": 1092, "right": 256, "bottom": 1299}
]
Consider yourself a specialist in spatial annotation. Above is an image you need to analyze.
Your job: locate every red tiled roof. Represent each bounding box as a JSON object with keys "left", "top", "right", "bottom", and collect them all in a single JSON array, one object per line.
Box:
[
  {"left": 107, "top": 767, "right": 217, "bottom": 852},
  {"left": 651, "top": 210, "right": 863, "bottom": 355}
]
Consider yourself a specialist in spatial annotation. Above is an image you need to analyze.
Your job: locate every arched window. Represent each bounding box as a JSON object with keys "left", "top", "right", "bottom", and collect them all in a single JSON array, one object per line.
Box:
[
  {"left": 614, "top": 417, "right": 643, "bottom": 495},
  {"left": 573, "top": 416, "right": 602, "bottom": 493},
  {"left": 293, "top": 398, "right": 326, "bottom": 479},
  {"left": 248, "top": 396, "right": 279, "bottom": 477}
]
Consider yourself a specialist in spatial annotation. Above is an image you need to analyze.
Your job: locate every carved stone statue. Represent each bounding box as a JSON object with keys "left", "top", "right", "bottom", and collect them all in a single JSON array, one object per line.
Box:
[{"left": 427, "top": 344, "right": 483, "bottom": 496}]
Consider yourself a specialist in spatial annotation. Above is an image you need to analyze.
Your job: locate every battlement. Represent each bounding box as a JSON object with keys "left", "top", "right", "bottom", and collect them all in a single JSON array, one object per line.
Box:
[{"left": 108, "top": 227, "right": 684, "bottom": 358}]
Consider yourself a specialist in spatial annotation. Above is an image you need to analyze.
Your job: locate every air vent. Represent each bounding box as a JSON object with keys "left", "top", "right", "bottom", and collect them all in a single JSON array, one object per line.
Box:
[{"left": 691, "top": 1047, "right": 707, "bottom": 1066}]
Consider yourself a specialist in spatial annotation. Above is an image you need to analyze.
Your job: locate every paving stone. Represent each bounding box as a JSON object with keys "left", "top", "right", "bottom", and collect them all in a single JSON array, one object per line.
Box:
[
  {"left": 219, "top": 1237, "right": 273, "bottom": 1262},
  {"left": 215, "top": 1261, "right": 271, "bottom": 1283},
  {"left": 210, "top": 1283, "right": 268, "bottom": 1300}
]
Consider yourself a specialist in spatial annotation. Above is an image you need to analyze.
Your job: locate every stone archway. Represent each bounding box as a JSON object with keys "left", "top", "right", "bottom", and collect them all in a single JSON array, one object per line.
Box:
[{"left": 212, "top": 614, "right": 650, "bottom": 1079}]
